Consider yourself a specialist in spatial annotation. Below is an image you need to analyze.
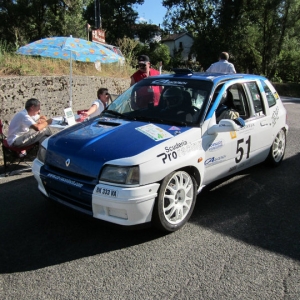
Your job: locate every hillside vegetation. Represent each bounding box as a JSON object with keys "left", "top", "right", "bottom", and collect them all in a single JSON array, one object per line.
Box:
[
  {"left": 0, "top": 53, "right": 134, "bottom": 78},
  {"left": 0, "top": 53, "right": 299, "bottom": 98}
]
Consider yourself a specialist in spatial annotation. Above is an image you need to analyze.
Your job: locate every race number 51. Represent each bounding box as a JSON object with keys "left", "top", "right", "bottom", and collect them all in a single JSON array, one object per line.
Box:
[{"left": 235, "top": 136, "right": 251, "bottom": 163}]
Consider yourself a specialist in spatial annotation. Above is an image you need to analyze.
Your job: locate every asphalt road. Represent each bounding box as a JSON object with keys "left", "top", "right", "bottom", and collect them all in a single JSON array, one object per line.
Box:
[{"left": 0, "top": 99, "right": 299, "bottom": 299}]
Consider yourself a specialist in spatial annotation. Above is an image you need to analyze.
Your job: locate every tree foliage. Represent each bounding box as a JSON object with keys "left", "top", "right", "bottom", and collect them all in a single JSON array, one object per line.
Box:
[
  {"left": 83, "top": 0, "right": 144, "bottom": 43},
  {"left": 162, "top": 0, "right": 300, "bottom": 81},
  {"left": 1, "top": 0, "right": 300, "bottom": 81},
  {"left": 0, "top": 0, "right": 144, "bottom": 48}
]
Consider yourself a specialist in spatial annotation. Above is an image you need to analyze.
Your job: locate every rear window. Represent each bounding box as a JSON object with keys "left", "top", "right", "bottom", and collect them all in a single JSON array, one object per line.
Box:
[
  {"left": 245, "top": 82, "right": 265, "bottom": 115},
  {"left": 260, "top": 80, "right": 277, "bottom": 107}
]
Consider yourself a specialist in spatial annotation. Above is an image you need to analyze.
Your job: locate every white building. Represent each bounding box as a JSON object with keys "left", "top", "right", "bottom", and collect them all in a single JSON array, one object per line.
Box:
[{"left": 161, "top": 32, "right": 194, "bottom": 61}]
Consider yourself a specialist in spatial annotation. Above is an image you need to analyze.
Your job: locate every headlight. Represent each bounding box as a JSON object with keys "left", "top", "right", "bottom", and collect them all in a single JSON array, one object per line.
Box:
[
  {"left": 100, "top": 165, "right": 139, "bottom": 185},
  {"left": 37, "top": 145, "right": 47, "bottom": 163}
]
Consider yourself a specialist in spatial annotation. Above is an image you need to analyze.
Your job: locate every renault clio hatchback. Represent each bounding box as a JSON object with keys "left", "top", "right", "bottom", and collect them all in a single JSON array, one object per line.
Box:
[{"left": 32, "top": 69, "right": 288, "bottom": 232}]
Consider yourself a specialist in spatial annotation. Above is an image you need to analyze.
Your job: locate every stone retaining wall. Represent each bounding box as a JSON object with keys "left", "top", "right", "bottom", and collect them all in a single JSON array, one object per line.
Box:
[{"left": 0, "top": 75, "right": 130, "bottom": 159}]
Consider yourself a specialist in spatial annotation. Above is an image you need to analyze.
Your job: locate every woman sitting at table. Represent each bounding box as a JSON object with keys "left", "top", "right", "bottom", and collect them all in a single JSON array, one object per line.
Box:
[{"left": 81, "top": 88, "right": 111, "bottom": 118}]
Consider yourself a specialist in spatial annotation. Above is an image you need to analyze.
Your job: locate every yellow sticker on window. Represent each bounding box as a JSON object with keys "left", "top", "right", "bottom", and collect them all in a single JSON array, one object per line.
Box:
[{"left": 273, "top": 92, "right": 279, "bottom": 99}]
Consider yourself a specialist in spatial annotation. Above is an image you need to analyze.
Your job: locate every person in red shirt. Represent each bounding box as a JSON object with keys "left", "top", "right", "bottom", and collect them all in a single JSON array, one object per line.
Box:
[
  {"left": 130, "top": 55, "right": 161, "bottom": 109},
  {"left": 130, "top": 55, "right": 160, "bottom": 85}
]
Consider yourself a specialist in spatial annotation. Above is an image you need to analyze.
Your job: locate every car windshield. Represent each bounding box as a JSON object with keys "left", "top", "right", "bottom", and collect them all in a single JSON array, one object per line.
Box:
[{"left": 105, "top": 78, "right": 213, "bottom": 126}]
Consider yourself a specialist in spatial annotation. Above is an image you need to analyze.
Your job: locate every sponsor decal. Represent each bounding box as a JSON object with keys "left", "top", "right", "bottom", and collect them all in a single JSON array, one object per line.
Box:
[
  {"left": 208, "top": 140, "right": 223, "bottom": 152},
  {"left": 205, "top": 155, "right": 226, "bottom": 167},
  {"left": 136, "top": 124, "right": 173, "bottom": 141},
  {"left": 165, "top": 140, "right": 187, "bottom": 153},
  {"left": 271, "top": 106, "right": 279, "bottom": 127},
  {"left": 273, "top": 92, "right": 279, "bottom": 100},
  {"left": 96, "top": 187, "right": 118, "bottom": 197},
  {"left": 240, "top": 123, "right": 255, "bottom": 131},
  {"left": 157, "top": 140, "right": 201, "bottom": 164},
  {"left": 151, "top": 79, "right": 188, "bottom": 85},
  {"left": 169, "top": 126, "right": 181, "bottom": 131},
  {"left": 229, "top": 158, "right": 253, "bottom": 173},
  {"left": 47, "top": 173, "right": 83, "bottom": 188},
  {"left": 230, "top": 131, "right": 237, "bottom": 139},
  {"left": 229, "top": 165, "right": 237, "bottom": 172}
]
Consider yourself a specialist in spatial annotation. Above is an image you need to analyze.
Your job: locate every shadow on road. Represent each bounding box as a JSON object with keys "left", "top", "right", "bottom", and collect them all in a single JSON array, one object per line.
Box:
[
  {"left": 0, "top": 152, "right": 299, "bottom": 273},
  {"left": 191, "top": 152, "right": 300, "bottom": 262},
  {"left": 0, "top": 175, "right": 164, "bottom": 273}
]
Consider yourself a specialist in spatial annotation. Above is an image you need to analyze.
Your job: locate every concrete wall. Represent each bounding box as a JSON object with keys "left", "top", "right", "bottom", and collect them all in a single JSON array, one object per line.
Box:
[{"left": 0, "top": 75, "right": 130, "bottom": 159}]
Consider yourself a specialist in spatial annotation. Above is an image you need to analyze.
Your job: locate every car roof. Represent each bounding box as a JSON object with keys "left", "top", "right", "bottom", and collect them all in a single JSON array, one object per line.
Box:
[{"left": 145, "top": 69, "right": 267, "bottom": 85}]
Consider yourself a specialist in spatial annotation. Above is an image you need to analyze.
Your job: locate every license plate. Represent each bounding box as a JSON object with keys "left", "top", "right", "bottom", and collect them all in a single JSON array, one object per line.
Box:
[{"left": 96, "top": 187, "right": 118, "bottom": 197}]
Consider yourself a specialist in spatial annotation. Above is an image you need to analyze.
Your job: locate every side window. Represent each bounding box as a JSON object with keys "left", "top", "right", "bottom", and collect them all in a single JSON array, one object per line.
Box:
[
  {"left": 260, "top": 80, "right": 277, "bottom": 107},
  {"left": 228, "top": 84, "right": 249, "bottom": 119},
  {"left": 245, "top": 82, "right": 265, "bottom": 115}
]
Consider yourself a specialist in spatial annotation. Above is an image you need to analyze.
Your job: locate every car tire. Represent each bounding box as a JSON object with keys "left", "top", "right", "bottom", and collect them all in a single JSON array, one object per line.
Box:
[
  {"left": 266, "top": 128, "right": 286, "bottom": 167},
  {"left": 152, "top": 170, "right": 197, "bottom": 232}
]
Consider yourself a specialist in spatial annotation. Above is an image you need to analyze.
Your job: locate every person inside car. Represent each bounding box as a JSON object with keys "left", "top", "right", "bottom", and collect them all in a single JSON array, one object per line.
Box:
[
  {"left": 161, "top": 87, "right": 183, "bottom": 110},
  {"left": 160, "top": 87, "right": 194, "bottom": 122},
  {"left": 216, "top": 90, "right": 245, "bottom": 127},
  {"left": 216, "top": 90, "right": 239, "bottom": 122}
]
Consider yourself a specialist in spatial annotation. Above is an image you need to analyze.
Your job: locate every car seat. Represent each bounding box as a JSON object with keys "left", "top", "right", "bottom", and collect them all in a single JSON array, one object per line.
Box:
[
  {"left": 163, "top": 87, "right": 183, "bottom": 109},
  {"left": 0, "top": 119, "right": 38, "bottom": 175}
]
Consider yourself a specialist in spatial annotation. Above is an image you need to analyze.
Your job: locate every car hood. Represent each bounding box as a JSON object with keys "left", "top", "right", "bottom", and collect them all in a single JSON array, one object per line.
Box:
[{"left": 45, "top": 118, "right": 191, "bottom": 178}]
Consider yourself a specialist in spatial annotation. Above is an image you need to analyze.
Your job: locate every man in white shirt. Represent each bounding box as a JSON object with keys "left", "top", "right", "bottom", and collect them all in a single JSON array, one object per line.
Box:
[
  {"left": 206, "top": 52, "right": 236, "bottom": 73},
  {"left": 7, "top": 98, "right": 52, "bottom": 148}
]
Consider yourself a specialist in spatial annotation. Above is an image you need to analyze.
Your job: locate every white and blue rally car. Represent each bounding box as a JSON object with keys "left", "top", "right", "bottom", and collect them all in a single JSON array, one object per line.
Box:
[{"left": 32, "top": 69, "right": 288, "bottom": 232}]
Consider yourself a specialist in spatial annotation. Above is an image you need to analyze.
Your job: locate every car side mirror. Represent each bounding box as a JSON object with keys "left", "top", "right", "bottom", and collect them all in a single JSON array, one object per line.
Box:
[{"left": 207, "top": 119, "right": 242, "bottom": 135}]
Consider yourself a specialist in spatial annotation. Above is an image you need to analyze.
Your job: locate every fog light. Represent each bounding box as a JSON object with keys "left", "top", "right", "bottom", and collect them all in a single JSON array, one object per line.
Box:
[{"left": 107, "top": 208, "right": 128, "bottom": 219}]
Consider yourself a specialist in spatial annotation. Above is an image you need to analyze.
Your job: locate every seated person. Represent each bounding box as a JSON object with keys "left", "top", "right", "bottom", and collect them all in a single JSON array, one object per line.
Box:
[
  {"left": 161, "top": 87, "right": 194, "bottom": 122},
  {"left": 216, "top": 90, "right": 239, "bottom": 122},
  {"left": 161, "top": 87, "right": 184, "bottom": 113},
  {"left": 81, "top": 88, "right": 110, "bottom": 118},
  {"left": 7, "top": 98, "right": 52, "bottom": 148}
]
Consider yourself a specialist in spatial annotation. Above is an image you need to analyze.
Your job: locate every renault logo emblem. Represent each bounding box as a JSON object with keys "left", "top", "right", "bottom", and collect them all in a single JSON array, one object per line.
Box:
[{"left": 65, "top": 159, "right": 71, "bottom": 167}]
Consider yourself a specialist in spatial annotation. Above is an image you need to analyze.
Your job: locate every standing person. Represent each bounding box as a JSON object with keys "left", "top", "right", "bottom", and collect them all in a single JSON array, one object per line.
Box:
[
  {"left": 130, "top": 55, "right": 160, "bottom": 86},
  {"left": 206, "top": 52, "right": 236, "bottom": 74},
  {"left": 82, "top": 88, "right": 111, "bottom": 118},
  {"left": 130, "top": 55, "right": 161, "bottom": 108},
  {"left": 7, "top": 98, "right": 52, "bottom": 149}
]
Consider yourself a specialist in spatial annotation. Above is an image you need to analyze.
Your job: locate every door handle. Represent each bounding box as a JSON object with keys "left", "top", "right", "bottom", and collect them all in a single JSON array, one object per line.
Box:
[{"left": 260, "top": 121, "right": 268, "bottom": 126}]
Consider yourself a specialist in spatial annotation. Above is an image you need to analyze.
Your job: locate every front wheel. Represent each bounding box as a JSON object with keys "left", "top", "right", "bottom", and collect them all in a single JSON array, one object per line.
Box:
[
  {"left": 152, "top": 170, "right": 197, "bottom": 232},
  {"left": 266, "top": 129, "right": 286, "bottom": 167}
]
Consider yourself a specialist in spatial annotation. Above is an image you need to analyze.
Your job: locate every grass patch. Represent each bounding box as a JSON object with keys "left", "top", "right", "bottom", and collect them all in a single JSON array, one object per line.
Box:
[
  {"left": 0, "top": 52, "right": 299, "bottom": 98},
  {"left": 0, "top": 52, "right": 135, "bottom": 78}
]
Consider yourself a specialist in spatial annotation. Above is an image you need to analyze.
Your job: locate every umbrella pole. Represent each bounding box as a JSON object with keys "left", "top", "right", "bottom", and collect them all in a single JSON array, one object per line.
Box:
[{"left": 69, "top": 51, "right": 72, "bottom": 108}]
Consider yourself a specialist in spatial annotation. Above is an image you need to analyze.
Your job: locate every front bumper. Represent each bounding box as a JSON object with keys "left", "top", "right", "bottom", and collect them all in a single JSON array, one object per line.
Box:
[{"left": 32, "top": 159, "right": 160, "bottom": 226}]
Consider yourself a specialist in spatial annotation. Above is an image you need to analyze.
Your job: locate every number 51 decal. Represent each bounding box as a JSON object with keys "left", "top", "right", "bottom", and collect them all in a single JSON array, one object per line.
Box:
[{"left": 235, "top": 135, "right": 251, "bottom": 163}]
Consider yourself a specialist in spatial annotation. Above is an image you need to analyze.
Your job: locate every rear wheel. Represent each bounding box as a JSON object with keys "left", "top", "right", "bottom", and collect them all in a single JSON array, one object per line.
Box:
[
  {"left": 266, "top": 129, "right": 286, "bottom": 167},
  {"left": 153, "top": 170, "right": 197, "bottom": 232}
]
